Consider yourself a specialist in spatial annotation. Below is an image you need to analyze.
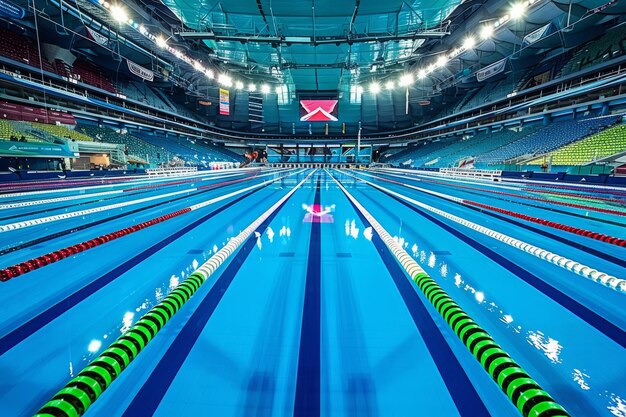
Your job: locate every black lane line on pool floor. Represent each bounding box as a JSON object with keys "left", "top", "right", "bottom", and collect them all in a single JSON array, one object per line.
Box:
[
  {"left": 0, "top": 174, "right": 261, "bottom": 256},
  {"left": 364, "top": 173, "right": 626, "bottom": 268},
  {"left": 337, "top": 177, "right": 492, "bottom": 417},
  {"left": 0, "top": 187, "right": 269, "bottom": 356},
  {"left": 293, "top": 174, "right": 322, "bottom": 417},
  {"left": 375, "top": 172, "right": 626, "bottom": 228},
  {"left": 120, "top": 182, "right": 296, "bottom": 417},
  {"left": 366, "top": 184, "right": 626, "bottom": 349}
]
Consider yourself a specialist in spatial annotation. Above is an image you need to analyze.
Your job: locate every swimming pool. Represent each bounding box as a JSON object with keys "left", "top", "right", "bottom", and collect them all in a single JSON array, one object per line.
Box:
[{"left": 0, "top": 167, "right": 624, "bottom": 417}]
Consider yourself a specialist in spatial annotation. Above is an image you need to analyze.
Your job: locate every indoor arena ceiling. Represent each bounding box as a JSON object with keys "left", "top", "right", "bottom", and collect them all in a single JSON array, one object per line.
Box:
[{"left": 158, "top": 0, "right": 462, "bottom": 92}]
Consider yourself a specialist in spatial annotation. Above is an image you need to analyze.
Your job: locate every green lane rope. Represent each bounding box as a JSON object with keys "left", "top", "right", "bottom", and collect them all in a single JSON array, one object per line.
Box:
[
  {"left": 32, "top": 170, "right": 313, "bottom": 417},
  {"left": 330, "top": 169, "right": 570, "bottom": 417}
]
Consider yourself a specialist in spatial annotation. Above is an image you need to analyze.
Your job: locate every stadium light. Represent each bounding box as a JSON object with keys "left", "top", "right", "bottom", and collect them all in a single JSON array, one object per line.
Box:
[
  {"left": 417, "top": 69, "right": 427, "bottom": 80},
  {"left": 385, "top": 80, "right": 395, "bottom": 90},
  {"left": 261, "top": 84, "right": 271, "bottom": 94},
  {"left": 356, "top": 86, "right": 364, "bottom": 95},
  {"left": 462, "top": 36, "right": 476, "bottom": 50},
  {"left": 235, "top": 81, "right": 244, "bottom": 89},
  {"left": 193, "top": 61, "right": 204, "bottom": 72},
  {"left": 399, "top": 73, "right": 414, "bottom": 87},
  {"left": 110, "top": 4, "right": 128, "bottom": 23},
  {"left": 248, "top": 83, "right": 257, "bottom": 92},
  {"left": 369, "top": 81, "right": 381, "bottom": 94},
  {"left": 218, "top": 73, "right": 232, "bottom": 87},
  {"left": 480, "top": 25, "right": 494, "bottom": 40},
  {"left": 205, "top": 69, "right": 214, "bottom": 79},
  {"left": 156, "top": 36, "right": 167, "bottom": 48},
  {"left": 510, "top": 2, "right": 527, "bottom": 20},
  {"left": 436, "top": 55, "right": 449, "bottom": 68}
]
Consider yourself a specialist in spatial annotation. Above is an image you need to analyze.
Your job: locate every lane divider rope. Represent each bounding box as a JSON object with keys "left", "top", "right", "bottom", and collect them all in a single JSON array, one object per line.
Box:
[
  {"left": 376, "top": 169, "right": 626, "bottom": 216},
  {"left": 364, "top": 171, "right": 626, "bottom": 247},
  {"left": 0, "top": 170, "right": 270, "bottom": 210},
  {"left": 0, "top": 168, "right": 261, "bottom": 199},
  {"left": 0, "top": 169, "right": 281, "bottom": 232},
  {"left": 0, "top": 190, "right": 193, "bottom": 233},
  {"left": 329, "top": 170, "right": 570, "bottom": 417},
  {"left": 32, "top": 169, "right": 314, "bottom": 417},
  {"left": 525, "top": 189, "right": 626, "bottom": 205},
  {"left": 343, "top": 170, "right": 626, "bottom": 293},
  {"left": 0, "top": 169, "right": 302, "bottom": 282}
]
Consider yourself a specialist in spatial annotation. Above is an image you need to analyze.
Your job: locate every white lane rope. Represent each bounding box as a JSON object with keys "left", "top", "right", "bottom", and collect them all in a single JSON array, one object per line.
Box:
[
  {"left": 0, "top": 169, "right": 295, "bottom": 233},
  {"left": 194, "top": 169, "right": 314, "bottom": 280},
  {"left": 341, "top": 169, "right": 626, "bottom": 293},
  {"left": 0, "top": 169, "right": 283, "bottom": 210},
  {"left": 327, "top": 169, "right": 427, "bottom": 279}
]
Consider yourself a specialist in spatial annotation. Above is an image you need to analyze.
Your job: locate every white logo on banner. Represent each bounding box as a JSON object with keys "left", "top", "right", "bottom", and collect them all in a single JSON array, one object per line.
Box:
[
  {"left": 127, "top": 59, "right": 154, "bottom": 82},
  {"left": 86, "top": 27, "right": 109, "bottom": 47},
  {"left": 476, "top": 58, "right": 507, "bottom": 82},
  {"left": 523, "top": 23, "right": 551, "bottom": 46}
]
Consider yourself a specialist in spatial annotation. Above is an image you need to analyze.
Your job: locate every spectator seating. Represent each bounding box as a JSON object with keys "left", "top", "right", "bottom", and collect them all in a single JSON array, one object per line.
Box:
[
  {"left": 526, "top": 123, "right": 626, "bottom": 165},
  {"left": 79, "top": 126, "right": 175, "bottom": 165},
  {"left": 0, "top": 120, "right": 41, "bottom": 142},
  {"left": 477, "top": 116, "right": 617, "bottom": 164}
]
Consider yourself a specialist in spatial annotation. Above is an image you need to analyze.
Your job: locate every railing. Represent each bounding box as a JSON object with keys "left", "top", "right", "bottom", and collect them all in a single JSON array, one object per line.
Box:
[
  {"left": 439, "top": 167, "right": 502, "bottom": 180},
  {"left": 145, "top": 166, "right": 198, "bottom": 176}
]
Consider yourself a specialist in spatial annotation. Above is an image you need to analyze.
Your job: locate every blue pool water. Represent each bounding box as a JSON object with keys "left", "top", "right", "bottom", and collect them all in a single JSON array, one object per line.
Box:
[{"left": 0, "top": 168, "right": 624, "bottom": 417}]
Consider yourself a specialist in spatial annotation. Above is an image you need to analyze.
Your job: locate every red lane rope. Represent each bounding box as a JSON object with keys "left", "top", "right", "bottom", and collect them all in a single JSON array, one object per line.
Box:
[
  {"left": 366, "top": 173, "right": 626, "bottom": 246},
  {"left": 518, "top": 183, "right": 626, "bottom": 196},
  {"left": 464, "top": 200, "right": 626, "bottom": 247},
  {"left": 416, "top": 178, "right": 626, "bottom": 217},
  {"left": 0, "top": 171, "right": 263, "bottom": 282},
  {"left": 525, "top": 188, "right": 626, "bottom": 204},
  {"left": 0, "top": 208, "right": 191, "bottom": 282}
]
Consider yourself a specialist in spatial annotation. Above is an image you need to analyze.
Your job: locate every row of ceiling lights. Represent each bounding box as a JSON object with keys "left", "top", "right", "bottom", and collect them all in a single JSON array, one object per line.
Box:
[
  {"left": 358, "top": 0, "right": 539, "bottom": 94},
  {"left": 101, "top": 0, "right": 535, "bottom": 96},
  {"left": 99, "top": 0, "right": 280, "bottom": 94}
]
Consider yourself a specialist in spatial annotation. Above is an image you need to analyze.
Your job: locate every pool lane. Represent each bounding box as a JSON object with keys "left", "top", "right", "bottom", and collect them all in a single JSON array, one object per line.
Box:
[
  {"left": 347, "top": 170, "right": 626, "bottom": 322},
  {"left": 0, "top": 171, "right": 304, "bottom": 417},
  {"left": 83, "top": 170, "right": 505, "bottom": 417},
  {"left": 0, "top": 170, "right": 300, "bottom": 336},
  {"left": 0, "top": 169, "right": 283, "bottom": 250},
  {"left": 3, "top": 168, "right": 624, "bottom": 417},
  {"left": 332, "top": 169, "right": 626, "bottom": 417}
]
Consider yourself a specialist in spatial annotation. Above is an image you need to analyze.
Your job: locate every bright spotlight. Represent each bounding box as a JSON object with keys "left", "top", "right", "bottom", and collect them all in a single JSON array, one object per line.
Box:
[
  {"left": 385, "top": 80, "right": 395, "bottom": 90},
  {"left": 248, "top": 83, "right": 257, "bottom": 92},
  {"left": 156, "top": 36, "right": 167, "bottom": 48},
  {"left": 510, "top": 2, "right": 527, "bottom": 20},
  {"left": 261, "top": 84, "right": 271, "bottom": 94},
  {"left": 399, "top": 73, "right": 414, "bottom": 87},
  {"left": 110, "top": 4, "right": 128, "bottom": 23},
  {"left": 205, "top": 69, "right": 214, "bottom": 79},
  {"left": 218, "top": 73, "right": 232, "bottom": 87},
  {"left": 369, "top": 81, "right": 381, "bottom": 94},
  {"left": 480, "top": 25, "right": 494, "bottom": 40},
  {"left": 436, "top": 55, "right": 449, "bottom": 68},
  {"left": 462, "top": 36, "right": 475, "bottom": 50},
  {"left": 193, "top": 61, "right": 204, "bottom": 72},
  {"left": 235, "top": 81, "right": 244, "bottom": 89},
  {"left": 356, "top": 85, "right": 364, "bottom": 95},
  {"left": 417, "top": 69, "right": 427, "bottom": 80}
]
